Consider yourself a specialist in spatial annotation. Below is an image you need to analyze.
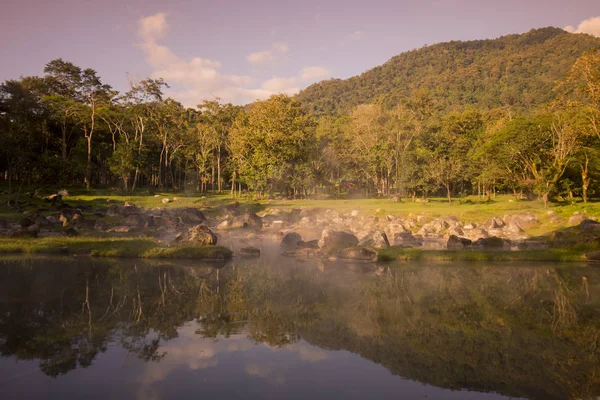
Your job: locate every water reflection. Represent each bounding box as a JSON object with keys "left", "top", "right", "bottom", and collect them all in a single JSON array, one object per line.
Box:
[{"left": 0, "top": 257, "right": 599, "bottom": 399}]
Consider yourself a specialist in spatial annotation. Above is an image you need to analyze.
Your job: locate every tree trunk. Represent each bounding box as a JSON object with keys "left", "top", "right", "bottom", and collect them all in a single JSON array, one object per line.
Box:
[
  {"left": 446, "top": 184, "right": 452, "bottom": 203},
  {"left": 85, "top": 135, "right": 92, "bottom": 190},
  {"left": 217, "top": 146, "right": 222, "bottom": 193}
]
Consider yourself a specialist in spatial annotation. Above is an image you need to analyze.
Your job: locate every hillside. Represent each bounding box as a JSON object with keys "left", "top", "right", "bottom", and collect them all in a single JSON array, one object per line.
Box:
[{"left": 296, "top": 27, "right": 600, "bottom": 115}]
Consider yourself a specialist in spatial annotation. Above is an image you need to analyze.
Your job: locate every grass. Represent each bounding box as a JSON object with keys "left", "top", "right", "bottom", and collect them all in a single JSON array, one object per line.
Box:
[
  {"left": 377, "top": 244, "right": 600, "bottom": 263},
  {"left": 0, "top": 237, "right": 232, "bottom": 260}
]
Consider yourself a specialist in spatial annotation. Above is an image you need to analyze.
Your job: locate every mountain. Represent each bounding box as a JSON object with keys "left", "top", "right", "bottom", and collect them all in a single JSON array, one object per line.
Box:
[{"left": 296, "top": 27, "right": 600, "bottom": 116}]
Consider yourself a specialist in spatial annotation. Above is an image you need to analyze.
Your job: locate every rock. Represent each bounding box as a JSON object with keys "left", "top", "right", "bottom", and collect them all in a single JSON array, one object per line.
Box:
[
  {"left": 19, "top": 217, "right": 34, "bottom": 228},
  {"left": 230, "top": 217, "right": 248, "bottom": 229},
  {"left": 176, "top": 224, "right": 217, "bottom": 246},
  {"left": 505, "top": 221, "right": 524, "bottom": 234},
  {"left": 33, "top": 215, "right": 51, "bottom": 228},
  {"left": 318, "top": 229, "right": 359, "bottom": 252},
  {"left": 473, "top": 236, "right": 507, "bottom": 249},
  {"left": 463, "top": 222, "right": 477, "bottom": 230},
  {"left": 393, "top": 232, "right": 423, "bottom": 247},
  {"left": 94, "top": 220, "right": 109, "bottom": 231},
  {"left": 281, "top": 232, "right": 303, "bottom": 250},
  {"left": 569, "top": 214, "right": 588, "bottom": 226},
  {"left": 244, "top": 212, "right": 263, "bottom": 229},
  {"left": 585, "top": 251, "right": 600, "bottom": 262},
  {"left": 579, "top": 219, "right": 600, "bottom": 232},
  {"left": 505, "top": 213, "right": 538, "bottom": 229},
  {"left": 122, "top": 214, "right": 146, "bottom": 228},
  {"left": 333, "top": 247, "right": 378, "bottom": 262},
  {"left": 483, "top": 217, "right": 505, "bottom": 230},
  {"left": 162, "top": 198, "right": 171, "bottom": 204},
  {"left": 107, "top": 205, "right": 121, "bottom": 217},
  {"left": 239, "top": 247, "right": 261, "bottom": 257},
  {"left": 124, "top": 201, "right": 136, "bottom": 207},
  {"left": 181, "top": 208, "right": 206, "bottom": 224},
  {"left": 11, "top": 229, "right": 38, "bottom": 238},
  {"left": 447, "top": 235, "right": 472, "bottom": 249},
  {"left": 446, "top": 226, "right": 464, "bottom": 237},
  {"left": 357, "top": 230, "right": 390, "bottom": 249},
  {"left": 468, "top": 228, "right": 489, "bottom": 239},
  {"left": 350, "top": 210, "right": 360, "bottom": 217},
  {"left": 63, "top": 227, "right": 79, "bottom": 237},
  {"left": 298, "top": 240, "right": 319, "bottom": 249},
  {"left": 217, "top": 220, "right": 230, "bottom": 230}
]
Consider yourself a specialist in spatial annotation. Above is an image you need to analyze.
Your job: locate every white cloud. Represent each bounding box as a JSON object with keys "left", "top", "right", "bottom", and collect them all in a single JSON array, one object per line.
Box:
[
  {"left": 300, "top": 66, "right": 330, "bottom": 81},
  {"left": 261, "top": 77, "right": 300, "bottom": 94},
  {"left": 246, "top": 42, "right": 289, "bottom": 65},
  {"left": 136, "top": 13, "right": 329, "bottom": 106},
  {"left": 138, "top": 12, "right": 169, "bottom": 42},
  {"left": 564, "top": 16, "right": 600, "bottom": 37}
]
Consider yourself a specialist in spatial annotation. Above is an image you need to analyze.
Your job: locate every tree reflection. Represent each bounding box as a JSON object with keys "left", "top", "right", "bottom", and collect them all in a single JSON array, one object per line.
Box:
[{"left": 0, "top": 257, "right": 599, "bottom": 399}]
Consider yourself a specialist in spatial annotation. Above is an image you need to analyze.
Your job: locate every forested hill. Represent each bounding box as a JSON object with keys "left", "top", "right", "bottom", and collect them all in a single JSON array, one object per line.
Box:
[{"left": 296, "top": 27, "right": 600, "bottom": 115}]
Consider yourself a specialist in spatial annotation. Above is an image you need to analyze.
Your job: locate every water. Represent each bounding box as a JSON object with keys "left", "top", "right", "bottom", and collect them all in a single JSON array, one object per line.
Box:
[{"left": 1, "top": 256, "right": 599, "bottom": 400}]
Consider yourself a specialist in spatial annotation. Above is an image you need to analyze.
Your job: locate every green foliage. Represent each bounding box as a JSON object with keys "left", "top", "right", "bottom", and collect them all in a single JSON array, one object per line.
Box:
[{"left": 297, "top": 28, "right": 600, "bottom": 116}]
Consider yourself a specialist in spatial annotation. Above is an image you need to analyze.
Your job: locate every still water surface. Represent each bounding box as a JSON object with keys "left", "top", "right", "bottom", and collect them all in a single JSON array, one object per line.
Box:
[{"left": 1, "top": 256, "right": 599, "bottom": 399}]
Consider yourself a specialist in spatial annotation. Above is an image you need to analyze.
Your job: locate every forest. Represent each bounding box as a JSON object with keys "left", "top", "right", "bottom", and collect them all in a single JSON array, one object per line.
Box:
[{"left": 1, "top": 27, "right": 600, "bottom": 206}]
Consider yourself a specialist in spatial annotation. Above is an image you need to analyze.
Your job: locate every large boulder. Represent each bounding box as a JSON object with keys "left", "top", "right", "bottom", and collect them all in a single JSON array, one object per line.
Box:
[
  {"left": 473, "top": 236, "right": 508, "bottom": 249},
  {"left": 19, "top": 216, "right": 34, "bottom": 229},
  {"left": 505, "top": 221, "right": 524, "bottom": 234},
  {"left": 244, "top": 212, "right": 263, "bottom": 229},
  {"left": 281, "top": 232, "right": 303, "bottom": 250},
  {"left": 569, "top": 214, "right": 588, "bottom": 226},
  {"left": 318, "top": 229, "right": 359, "bottom": 253},
  {"left": 585, "top": 251, "right": 600, "bottom": 262},
  {"left": 176, "top": 224, "right": 217, "bottom": 246},
  {"left": 180, "top": 208, "right": 206, "bottom": 224},
  {"left": 447, "top": 235, "right": 472, "bottom": 249},
  {"left": 333, "top": 247, "right": 378, "bottom": 262},
  {"left": 483, "top": 217, "right": 505, "bottom": 230},
  {"left": 357, "top": 230, "right": 390, "bottom": 249},
  {"left": 505, "top": 213, "right": 537, "bottom": 229},
  {"left": 122, "top": 214, "right": 146, "bottom": 228},
  {"left": 580, "top": 219, "right": 600, "bottom": 232}
]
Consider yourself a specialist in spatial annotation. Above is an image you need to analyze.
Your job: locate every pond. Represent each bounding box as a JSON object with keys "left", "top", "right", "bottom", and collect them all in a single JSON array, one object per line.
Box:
[{"left": 1, "top": 256, "right": 599, "bottom": 399}]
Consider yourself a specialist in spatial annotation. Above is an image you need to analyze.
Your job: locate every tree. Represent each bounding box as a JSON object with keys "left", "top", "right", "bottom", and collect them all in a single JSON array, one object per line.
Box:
[{"left": 229, "top": 95, "right": 315, "bottom": 197}]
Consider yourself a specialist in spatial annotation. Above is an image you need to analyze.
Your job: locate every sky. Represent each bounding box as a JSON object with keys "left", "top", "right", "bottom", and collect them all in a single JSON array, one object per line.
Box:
[{"left": 1, "top": 0, "right": 600, "bottom": 107}]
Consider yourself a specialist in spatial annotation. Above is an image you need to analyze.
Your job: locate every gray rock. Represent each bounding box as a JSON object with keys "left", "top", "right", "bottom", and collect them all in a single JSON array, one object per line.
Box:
[
  {"left": 580, "top": 219, "right": 600, "bottom": 232},
  {"left": 180, "top": 208, "right": 206, "bottom": 224},
  {"left": 506, "top": 213, "right": 538, "bottom": 229},
  {"left": 94, "top": 220, "right": 109, "bottom": 231},
  {"left": 447, "top": 235, "right": 472, "bottom": 249},
  {"left": 19, "top": 217, "right": 34, "bottom": 228},
  {"left": 357, "top": 230, "right": 390, "bottom": 249},
  {"left": 176, "top": 224, "right": 217, "bottom": 246},
  {"left": 569, "top": 214, "right": 588, "bottom": 225},
  {"left": 505, "top": 221, "right": 524, "bottom": 234},
  {"left": 244, "top": 212, "right": 263, "bottom": 229},
  {"left": 585, "top": 251, "right": 600, "bottom": 262},
  {"left": 281, "top": 232, "right": 303, "bottom": 250},
  {"left": 483, "top": 217, "right": 505, "bottom": 230},
  {"left": 318, "top": 229, "right": 359, "bottom": 252},
  {"left": 122, "top": 214, "right": 146, "bottom": 228}
]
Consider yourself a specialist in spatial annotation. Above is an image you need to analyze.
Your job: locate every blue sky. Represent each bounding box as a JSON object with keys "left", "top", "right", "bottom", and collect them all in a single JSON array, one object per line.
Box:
[{"left": 1, "top": 0, "right": 600, "bottom": 106}]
